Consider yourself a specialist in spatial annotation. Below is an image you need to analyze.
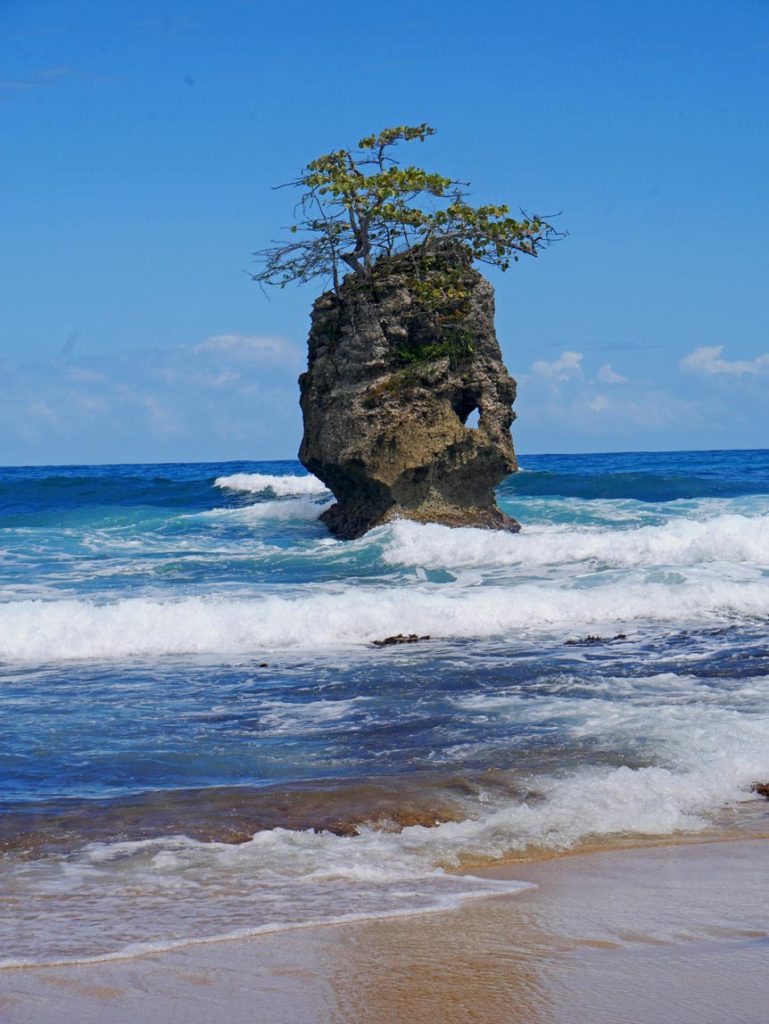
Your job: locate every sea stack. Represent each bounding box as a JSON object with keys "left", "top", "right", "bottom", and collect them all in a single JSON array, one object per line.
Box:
[{"left": 299, "top": 243, "right": 520, "bottom": 539}]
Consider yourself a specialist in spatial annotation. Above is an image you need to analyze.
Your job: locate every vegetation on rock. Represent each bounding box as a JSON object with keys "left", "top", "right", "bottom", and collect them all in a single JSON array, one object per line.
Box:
[{"left": 252, "top": 124, "right": 561, "bottom": 295}]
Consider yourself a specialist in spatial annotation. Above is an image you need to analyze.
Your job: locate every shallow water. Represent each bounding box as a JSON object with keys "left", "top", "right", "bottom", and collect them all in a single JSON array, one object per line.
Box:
[
  {"left": 4, "top": 840, "right": 769, "bottom": 1024},
  {"left": 1, "top": 450, "right": 768, "bottom": 964}
]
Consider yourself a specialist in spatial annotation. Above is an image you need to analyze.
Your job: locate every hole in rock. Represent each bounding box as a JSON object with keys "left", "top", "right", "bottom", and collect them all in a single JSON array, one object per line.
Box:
[{"left": 451, "top": 389, "right": 481, "bottom": 427}]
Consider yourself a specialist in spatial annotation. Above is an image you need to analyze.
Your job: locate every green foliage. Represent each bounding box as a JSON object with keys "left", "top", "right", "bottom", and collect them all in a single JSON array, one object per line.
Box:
[
  {"left": 252, "top": 124, "right": 560, "bottom": 293},
  {"left": 390, "top": 246, "right": 477, "bottom": 368},
  {"left": 394, "top": 334, "right": 475, "bottom": 370}
]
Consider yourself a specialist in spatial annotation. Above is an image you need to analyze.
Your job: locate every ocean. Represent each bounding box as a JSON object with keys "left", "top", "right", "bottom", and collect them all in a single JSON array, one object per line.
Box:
[{"left": 1, "top": 449, "right": 769, "bottom": 967}]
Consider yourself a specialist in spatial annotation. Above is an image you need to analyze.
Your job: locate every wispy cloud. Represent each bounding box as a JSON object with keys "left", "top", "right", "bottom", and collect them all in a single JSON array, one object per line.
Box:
[
  {"left": 597, "top": 362, "right": 628, "bottom": 384},
  {"left": 195, "top": 333, "right": 298, "bottom": 361},
  {"left": 0, "top": 329, "right": 303, "bottom": 462},
  {"left": 531, "top": 350, "right": 583, "bottom": 380},
  {"left": 0, "top": 67, "right": 72, "bottom": 94},
  {"left": 680, "top": 345, "right": 769, "bottom": 376},
  {"left": 583, "top": 340, "right": 664, "bottom": 353},
  {"left": 587, "top": 394, "right": 610, "bottom": 412},
  {"left": 512, "top": 349, "right": 712, "bottom": 449},
  {"left": 522, "top": 352, "right": 629, "bottom": 391}
]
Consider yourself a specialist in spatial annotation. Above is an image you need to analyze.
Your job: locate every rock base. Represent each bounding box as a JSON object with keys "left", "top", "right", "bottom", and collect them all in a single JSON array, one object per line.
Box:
[{"left": 319, "top": 498, "right": 520, "bottom": 539}]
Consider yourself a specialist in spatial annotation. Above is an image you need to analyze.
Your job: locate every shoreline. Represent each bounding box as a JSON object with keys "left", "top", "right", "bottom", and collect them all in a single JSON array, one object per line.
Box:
[
  {"left": 4, "top": 808, "right": 769, "bottom": 973},
  {"left": 3, "top": 836, "right": 769, "bottom": 1023}
]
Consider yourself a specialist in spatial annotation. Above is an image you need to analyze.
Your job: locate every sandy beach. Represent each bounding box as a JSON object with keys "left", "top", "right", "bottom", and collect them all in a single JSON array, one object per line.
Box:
[{"left": 3, "top": 836, "right": 768, "bottom": 1024}]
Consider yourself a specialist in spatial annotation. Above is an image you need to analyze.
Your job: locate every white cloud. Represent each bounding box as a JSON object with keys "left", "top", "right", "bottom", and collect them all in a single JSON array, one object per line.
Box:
[
  {"left": 598, "top": 362, "right": 628, "bottom": 384},
  {"left": 1, "top": 330, "right": 307, "bottom": 462},
  {"left": 195, "top": 333, "right": 297, "bottom": 360},
  {"left": 531, "top": 350, "right": 583, "bottom": 380},
  {"left": 27, "top": 400, "right": 59, "bottom": 424},
  {"left": 680, "top": 345, "right": 769, "bottom": 376},
  {"left": 587, "top": 395, "right": 610, "bottom": 413}
]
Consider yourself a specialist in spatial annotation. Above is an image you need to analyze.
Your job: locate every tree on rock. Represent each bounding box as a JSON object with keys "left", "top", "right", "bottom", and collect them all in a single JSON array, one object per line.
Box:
[
  {"left": 252, "top": 125, "right": 560, "bottom": 540},
  {"left": 252, "top": 124, "right": 560, "bottom": 294}
]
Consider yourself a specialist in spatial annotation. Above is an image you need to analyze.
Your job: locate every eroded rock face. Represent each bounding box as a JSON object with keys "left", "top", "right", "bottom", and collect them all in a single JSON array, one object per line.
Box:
[{"left": 298, "top": 246, "right": 520, "bottom": 539}]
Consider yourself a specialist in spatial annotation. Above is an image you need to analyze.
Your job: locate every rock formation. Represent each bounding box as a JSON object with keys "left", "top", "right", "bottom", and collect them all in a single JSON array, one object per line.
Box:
[{"left": 298, "top": 244, "right": 520, "bottom": 539}]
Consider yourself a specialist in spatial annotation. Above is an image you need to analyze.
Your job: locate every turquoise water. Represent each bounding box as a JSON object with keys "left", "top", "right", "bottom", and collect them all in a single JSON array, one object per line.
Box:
[{"left": 1, "top": 450, "right": 769, "bottom": 965}]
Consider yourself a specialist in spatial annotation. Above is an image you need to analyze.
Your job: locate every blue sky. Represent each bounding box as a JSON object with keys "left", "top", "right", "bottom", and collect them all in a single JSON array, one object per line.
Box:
[{"left": 2, "top": 0, "right": 768, "bottom": 465}]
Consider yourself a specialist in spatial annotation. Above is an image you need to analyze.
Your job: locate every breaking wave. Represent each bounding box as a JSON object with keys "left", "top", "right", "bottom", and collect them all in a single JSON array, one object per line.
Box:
[
  {"left": 214, "top": 472, "right": 328, "bottom": 497},
  {"left": 2, "top": 576, "right": 769, "bottom": 661},
  {"left": 4, "top": 452, "right": 769, "bottom": 968},
  {"left": 382, "top": 513, "right": 769, "bottom": 570},
  {"left": 202, "top": 496, "right": 330, "bottom": 522}
]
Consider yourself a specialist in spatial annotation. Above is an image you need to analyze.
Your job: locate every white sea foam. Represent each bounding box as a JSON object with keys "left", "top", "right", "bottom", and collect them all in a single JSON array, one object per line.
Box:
[
  {"left": 5, "top": 462, "right": 769, "bottom": 969},
  {"left": 214, "top": 472, "right": 328, "bottom": 496},
  {"left": 4, "top": 697, "right": 769, "bottom": 967},
  {"left": 1, "top": 575, "right": 768, "bottom": 661},
  {"left": 203, "top": 496, "right": 330, "bottom": 522},
  {"left": 255, "top": 696, "right": 370, "bottom": 734},
  {"left": 382, "top": 514, "right": 769, "bottom": 571}
]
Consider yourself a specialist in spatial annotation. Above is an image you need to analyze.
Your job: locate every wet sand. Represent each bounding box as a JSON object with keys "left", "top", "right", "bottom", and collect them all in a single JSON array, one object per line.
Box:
[{"left": 2, "top": 837, "right": 768, "bottom": 1024}]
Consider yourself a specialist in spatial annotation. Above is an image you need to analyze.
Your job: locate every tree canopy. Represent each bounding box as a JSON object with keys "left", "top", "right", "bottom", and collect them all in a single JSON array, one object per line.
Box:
[{"left": 252, "top": 124, "right": 560, "bottom": 294}]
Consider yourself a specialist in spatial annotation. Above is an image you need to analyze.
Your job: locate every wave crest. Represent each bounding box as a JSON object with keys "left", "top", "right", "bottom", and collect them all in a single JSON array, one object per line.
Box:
[
  {"left": 382, "top": 514, "right": 769, "bottom": 570},
  {"left": 214, "top": 472, "right": 327, "bottom": 497},
  {"left": 2, "top": 578, "right": 769, "bottom": 661},
  {"left": 202, "top": 496, "right": 330, "bottom": 522}
]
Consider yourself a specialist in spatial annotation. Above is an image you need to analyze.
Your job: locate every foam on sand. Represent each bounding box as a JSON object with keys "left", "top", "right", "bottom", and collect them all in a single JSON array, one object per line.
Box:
[
  {"left": 3, "top": 697, "right": 769, "bottom": 967},
  {"left": 5, "top": 839, "right": 769, "bottom": 1024}
]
